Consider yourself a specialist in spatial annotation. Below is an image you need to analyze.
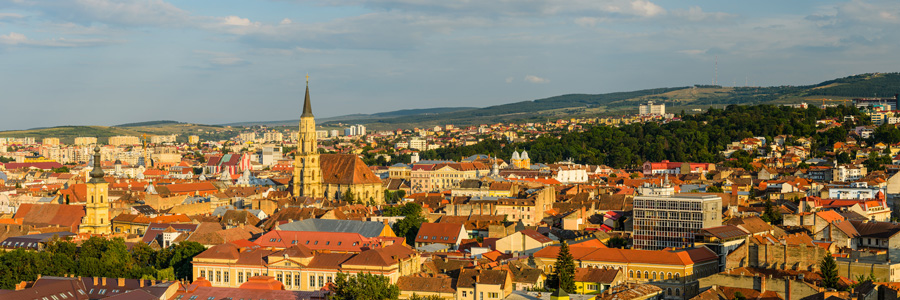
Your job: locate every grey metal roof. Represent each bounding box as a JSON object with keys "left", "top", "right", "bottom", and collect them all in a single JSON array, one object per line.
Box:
[{"left": 278, "top": 219, "right": 388, "bottom": 238}]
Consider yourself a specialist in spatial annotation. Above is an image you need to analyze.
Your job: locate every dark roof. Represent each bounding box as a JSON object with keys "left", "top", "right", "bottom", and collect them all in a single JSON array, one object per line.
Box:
[
  {"left": 278, "top": 219, "right": 388, "bottom": 238},
  {"left": 397, "top": 276, "right": 456, "bottom": 294},
  {"left": 701, "top": 225, "right": 750, "bottom": 240},
  {"left": 574, "top": 268, "right": 620, "bottom": 284},
  {"left": 0, "top": 231, "right": 76, "bottom": 249},
  {"left": 0, "top": 277, "right": 90, "bottom": 300},
  {"left": 457, "top": 269, "right": 510, "bottom": 289},
  {"left": 850, "top": 221, "right": 900, "bottom": 239},
  {"left": 141, "top": 223, "right": 199, "bottom": 244}
]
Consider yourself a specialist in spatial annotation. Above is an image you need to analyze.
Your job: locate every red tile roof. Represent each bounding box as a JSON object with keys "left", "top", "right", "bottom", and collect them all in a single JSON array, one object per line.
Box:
[
  {"left": 415, "top": 223, "right": 464, "bottom": 244},
  {"left": 14, "top": 203, "right": 85, "bottom": 231},
  {"left": 534, "top": 245, "right": 717, "bottom": 266},
  {"left": 319, "top": 154, "right": 383, "bottom": 185}
]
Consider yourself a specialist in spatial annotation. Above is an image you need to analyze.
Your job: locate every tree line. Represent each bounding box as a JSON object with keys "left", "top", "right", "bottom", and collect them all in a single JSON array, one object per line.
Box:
[
  {"left": 0, "top": 236, "right": 205, "bottom": 289},
  {"left": 422, "top": 105, "right": 870, "bottom": 169}
]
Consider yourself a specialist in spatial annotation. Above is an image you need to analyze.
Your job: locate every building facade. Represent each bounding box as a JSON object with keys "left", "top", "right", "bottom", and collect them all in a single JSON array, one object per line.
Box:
[
  {"left": 80, "top": 146, "right": 111, "bottom": 234},
  {"left": 633, "top": 194, "right": 722, "bottom": 250}
]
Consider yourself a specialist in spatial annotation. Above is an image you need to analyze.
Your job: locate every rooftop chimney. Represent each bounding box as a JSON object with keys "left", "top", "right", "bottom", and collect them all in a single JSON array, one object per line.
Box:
[
  {"left": 93, "top": 277, "right": 99, "bottom": 285},
  {"left": 118, "top": 278, "right": 125, "bottom": 287},
  {"left": 101, "top": 277, "right": 107, "bottom": 286}
]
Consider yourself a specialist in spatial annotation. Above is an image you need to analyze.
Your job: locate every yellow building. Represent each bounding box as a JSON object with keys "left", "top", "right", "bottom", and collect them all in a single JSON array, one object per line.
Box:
[
  {"left": 510, "top": 150, "right": 531, "bottom": 169},
  {"left": 192, "top": 243, "right": 420, "bottom": 291},
  {"left": 79, "top": 146, "right": 111, "bottom": 234},
  {"left": 455, "top": 269, "right": 513, "bottom": 300},
  {"left": 292, "top": 78, "right": 384, "bottom": 203},
  {"left": 534, "top": 245, "right": 718, "bottom": 300}
]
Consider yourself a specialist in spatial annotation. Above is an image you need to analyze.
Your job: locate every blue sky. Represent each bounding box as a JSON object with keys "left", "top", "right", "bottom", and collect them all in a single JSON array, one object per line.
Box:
[{"left": 1, "top": 0, "right": 898, "bottom": 130}]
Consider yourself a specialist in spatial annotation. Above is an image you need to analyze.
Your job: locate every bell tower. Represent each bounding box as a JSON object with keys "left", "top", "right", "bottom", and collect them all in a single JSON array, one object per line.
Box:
[
  {"left": 80, "top": 145, "right": 111, "bottom": 234},
  {"left": 293, "top": 75, "right": 324, "bottom": 198}
]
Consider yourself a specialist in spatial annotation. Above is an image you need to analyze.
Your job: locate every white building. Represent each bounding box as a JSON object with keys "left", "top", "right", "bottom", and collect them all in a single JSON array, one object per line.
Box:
[
  {"left": 344, "top": 124, "right": 367, "bottom": 136},
  {"left": 409, "top": 138, "right": 427, "bottom": 150},
  {"left": 639, "top": 101, "right": 666, "bottom": 116}
]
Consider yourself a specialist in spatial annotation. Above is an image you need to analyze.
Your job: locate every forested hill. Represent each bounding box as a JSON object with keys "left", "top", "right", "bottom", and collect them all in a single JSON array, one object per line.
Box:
[
  {"left": 420, "top": 105, "right": 872, "bottom": 169},
  {"left": 327, "top": 72, "right": 900, "bottom": 130}
]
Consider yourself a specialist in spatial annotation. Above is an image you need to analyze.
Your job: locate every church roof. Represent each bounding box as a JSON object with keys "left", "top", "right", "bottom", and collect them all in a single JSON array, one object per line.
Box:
[
  {"left": 301, "top": 84, "right": 314, "bottom": 118},
  {"left": 320, "top": 154, "right": 382, "bottom": 185}
]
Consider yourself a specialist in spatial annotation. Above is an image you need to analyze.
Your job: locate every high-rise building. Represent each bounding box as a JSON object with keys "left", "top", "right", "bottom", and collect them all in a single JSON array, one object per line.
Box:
[
  {"left": 42, "top": 138, "right": 60, "bottom": 146},
  {"left": 639, "top": 101, "right": 666, "bottom": 116},
  {"left": 633, "top": 193, "right": 721, "bottom": 250},
  {"left": 188, "top": 135, "right": 200, "bottom": 144},
  {"left": 80, "top": 146, "right": 111, "bottom": 234},
  {"left": 108, "top": 136, "right": 141, "bottom": 146},
  {"left": 74, "top": 137, "right": 98, "bottom": 146}
]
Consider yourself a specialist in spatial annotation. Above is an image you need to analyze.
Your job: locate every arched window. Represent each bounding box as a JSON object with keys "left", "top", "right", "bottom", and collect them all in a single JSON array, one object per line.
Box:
[
  {"left": 667, "top": 288, "right": 672, "bottom": 296},
  {"left": 667, "top": 272, "right": 672, "bottom": 280},
  {"left": 676, "top": 288, "right": 681, "bottom": 296},
  {"left": 652, "top": 272, "right": 656, "bottom": 280},
  {"left": 675, "top": 273, "right": 680, "bottom": 280},
  {"left": 636, "top": 271, "right": 641, "bottom": 279},
  {"left": 643, "top": 271, "right": 648, "bottom": 279},
  {"left": 629, "top": 270, "right": 634, "bottom": 278}
]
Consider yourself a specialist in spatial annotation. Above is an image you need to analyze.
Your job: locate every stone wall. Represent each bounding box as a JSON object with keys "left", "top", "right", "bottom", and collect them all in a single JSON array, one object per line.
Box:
[
  {"left": 835, "top": 259, "right": 900, "bottom": 282},
  {"left": 698, "top": 274, "right": 819, "bottom": 300}
]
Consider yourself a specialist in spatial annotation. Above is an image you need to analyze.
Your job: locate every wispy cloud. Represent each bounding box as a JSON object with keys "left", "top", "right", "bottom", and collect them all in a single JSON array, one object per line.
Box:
[
  {"left": 0, "top": 32, "right": 117, "bottom": 47},
  {"left": 524, "top": 75, "right": 549, "bottom": 84}
]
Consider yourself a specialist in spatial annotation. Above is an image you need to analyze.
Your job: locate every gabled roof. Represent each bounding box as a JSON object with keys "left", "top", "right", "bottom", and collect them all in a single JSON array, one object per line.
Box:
[
  {"left": 457, "top": 269, "right": 511, "bottom": 288},
  {"left": 14, "top": 203, "right": 85, "bottom": 230},
  {"left": 396, "top": 275, "right": 456, "bottom": 294},
  {"left": 534, "top": 246, "right": 717, "bottom": 266},
  {"left": 255, "top": 230, "right": 381, "bottom": 252},
  {"left": 850, "top": 220, "right": 900, "bottom": 239},
  {"left": 415, "top": 223, "right": 464, "bottom": 244},
  {"left": 320, "top": 154, "right": 382, "bottom": 185}
]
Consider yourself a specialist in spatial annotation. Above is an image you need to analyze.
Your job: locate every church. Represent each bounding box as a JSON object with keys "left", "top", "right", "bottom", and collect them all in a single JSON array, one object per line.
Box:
[{"left": 292, "top": 78, "right": 385, "bottom": 204}]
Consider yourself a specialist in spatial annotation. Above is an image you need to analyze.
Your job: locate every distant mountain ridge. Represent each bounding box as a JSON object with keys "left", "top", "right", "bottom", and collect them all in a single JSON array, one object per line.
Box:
[{"left": 2, "top": 72, "right": 898, "bottom": 134}]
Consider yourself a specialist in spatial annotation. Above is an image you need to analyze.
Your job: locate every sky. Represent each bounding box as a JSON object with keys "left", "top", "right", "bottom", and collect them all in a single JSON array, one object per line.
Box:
[{"left": 1, "top": 0, "right": 899, "bottom": 130}]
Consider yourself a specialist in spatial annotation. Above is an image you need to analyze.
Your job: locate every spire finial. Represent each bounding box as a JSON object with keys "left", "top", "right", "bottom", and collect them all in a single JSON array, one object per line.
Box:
[{"left": 306, "top": 73, "right": 309, "bottom": 84}]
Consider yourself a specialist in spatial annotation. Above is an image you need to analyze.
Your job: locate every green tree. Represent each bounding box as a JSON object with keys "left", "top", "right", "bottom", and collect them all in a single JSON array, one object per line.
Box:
[
  {"left": 706, "top": 185, "right": 724, "bottom": 193},
  {"left": 386, "top": 203, "right": 426, "bottom": 246},
  {"left": 51, "top": 166, "right": 70, "bottom": 173},
  {"left": 760, "top": 199, "right": 782, "bottom": 225},
  {"left": 547, "top": 242, "right": 576, "bottom": 293},
  {"left": 167, "top": 241, "right": 206, "bottom": 280},
  {"left": 734, "top": 291, "right": 747, "bottom": 300},
  {"left": 408, "top": 295, "right": 443, "bottom": 300},
  {"left": 820, "top": 253, "right": 840, "bottom": 290},
  {"left": 331, "top": 272, "right": 400, "bottom": 300}
]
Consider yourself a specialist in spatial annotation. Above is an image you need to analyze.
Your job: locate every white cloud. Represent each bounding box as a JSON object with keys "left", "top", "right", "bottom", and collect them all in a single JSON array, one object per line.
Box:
[
  {"left": 0, "top": 13, "right": 24, "bottom": 20},
  {"left": 629, "top": 0, "right": 665, "bottom": 17},
  {"left": 524, "top": 75, "right": 549, "bottom": 83},
  {"left": 671, "top": 6, "right": 734, "bottom": 22},
  {"left": 505, "top": 77, "right": 514, "bottom": 83},
  {"left": 0, "top": 32, "right": 28, "bottom": 45},
  {"left": 280, "top": 18, "right": 293, "bottom": 25},
  {"left": 0, "top": 31, "right": 116, "bottom": 47},
  {"left": 10, "top": 0, "right": 191, "bottom": 27},
  {"left": 223, "top": 16, "right": 253, "bottom": 26},
  {"left": 193, "top": 50, "right": 248, "bottom": 67}
]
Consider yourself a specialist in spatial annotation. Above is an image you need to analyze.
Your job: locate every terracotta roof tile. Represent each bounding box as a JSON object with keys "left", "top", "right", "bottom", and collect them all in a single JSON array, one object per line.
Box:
[{"left": 320, "top": 154, "right": 383, "bottom": 185}]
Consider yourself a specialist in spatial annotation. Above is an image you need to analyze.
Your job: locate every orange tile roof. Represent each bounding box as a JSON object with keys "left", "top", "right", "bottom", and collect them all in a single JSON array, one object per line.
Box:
[
  {"left": 534, "top": 245, "right": 717, "bottom": 266},
  {"left": 319, "top": 154, "right": 383, "bottom": 185}
]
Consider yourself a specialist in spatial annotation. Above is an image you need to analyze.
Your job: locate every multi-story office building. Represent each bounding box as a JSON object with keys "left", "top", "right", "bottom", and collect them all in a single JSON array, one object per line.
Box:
[
  {"left": 74, "top": 137, "right": 98, "bottom": 145},
  {"left": 633, "top": 193, "right": 722, "bottom": 250},
  {"left": 639, "top": 101, "right": 666, "bottom": 116},
  {"left": 108, "top": 136, "right": 141, "bottom": 146}
]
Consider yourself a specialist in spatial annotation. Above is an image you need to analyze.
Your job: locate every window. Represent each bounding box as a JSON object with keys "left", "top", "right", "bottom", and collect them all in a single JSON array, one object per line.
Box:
[
  {"left": 270, "top": 238, "right": 277, "bottom": 242},
  {"left": 238, "top": 272, "right": 243, "bottom": 283},
  {"left": 310, "top": 275, "right": 316, "bottom": 287},
  {"left": 292, "top": 240, "right": 297, "bottom": 244},
  {"left": 318, "top": 276, "right": 324, "bottom": 287},
  {"left": 327, "top": 276, "right": 333, "bottom": 283},
  {"left": 200, "top": 270, "right": 206, "bottom": 279},
  {"left": 277, "top": 273, "right": 283, "bottom": 282},
  {"left": 488, "top": 292, "right": 499, "bottom": 298},
  {"left": 224, "top": 271, "right": 229, "bottom": 282},
  {"left": 294, "top": 274, "right": 301, "bottom": 286},
  {"left": 629, "top": 270, "right": 634, "bottom": 278},
  {"left": 643, "top": 271, "right": 648, "bottom": 279},
  {"left": 216, "top": 271, "right": 221, "bottom": 282}
]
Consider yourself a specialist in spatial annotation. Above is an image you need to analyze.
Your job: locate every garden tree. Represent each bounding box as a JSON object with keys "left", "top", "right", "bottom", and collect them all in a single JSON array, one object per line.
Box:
[
  {"left": 331, "top": 272, "right": 400, "bottom": 300},
  {"left": 51, "top": 166, "right": 70, "bottom": 173},
  {"left": 547, "top": 242, "right": 576, "bottom": 293},
  {"left": 384, "top": 203, "right": 426, "bottom": 246},
  {"left": 606, "top": 237, "right": 628, "bottom": 249},
  {"left": 0, "top": 237, "right": 205, "bottom": 289},
  {"left": 820, "top": 253, "right": 840, "bottom": 290},
  {"left": 734, "top": 291, "right": 747, "bottom": 300},
  {"left": 706, "top": 185, "right": 724, "bottom": 193},
  {"left": 760, "top": 199, "right": 782, "bottom": 225}
]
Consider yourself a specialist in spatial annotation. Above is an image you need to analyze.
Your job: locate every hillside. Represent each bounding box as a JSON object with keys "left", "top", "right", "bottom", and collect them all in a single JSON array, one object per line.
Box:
[
  {"left": 322, "top": 72, "right": 900, "bottom": 130},
  {"left": 222, "top": 107, "right": 477, "bottom": 127}
]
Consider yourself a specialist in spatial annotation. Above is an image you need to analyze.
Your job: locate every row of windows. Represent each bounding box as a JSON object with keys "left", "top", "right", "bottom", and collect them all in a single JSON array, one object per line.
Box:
[{"left": 629, "top": 270, "right": 681, "bottom": 281}]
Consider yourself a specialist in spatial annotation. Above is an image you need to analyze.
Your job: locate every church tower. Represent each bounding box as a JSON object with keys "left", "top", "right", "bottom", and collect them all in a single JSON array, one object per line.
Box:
[
  {"left": 293, "top": 76, "right": 324, "bottom": 198},
  {"left": 80, "top": 146, "right": 111, "bottom": 234}
]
